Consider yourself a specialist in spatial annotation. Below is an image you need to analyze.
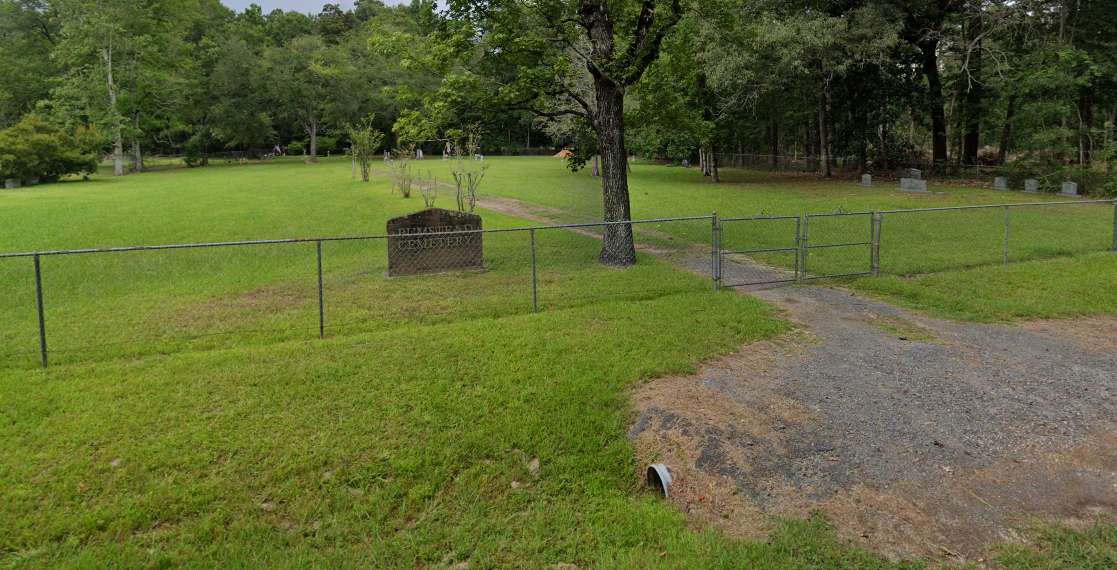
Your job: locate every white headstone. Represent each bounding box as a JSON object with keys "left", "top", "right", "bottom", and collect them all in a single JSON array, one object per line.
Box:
[
  {"left": 993, "top": 177, "right": 1008, "bottom": 191},
  {"left": 1024, "top": 179, "right": 1039, "bottom": 193},
  {"left": 900, "top": 178, "right": 928, "bottom": 193},
  {"left": 861, "top": 174, "right": 872, "bottom": 187},
  {"left": 1060, "top": 181, "right": 1078, "bottom": 196}
]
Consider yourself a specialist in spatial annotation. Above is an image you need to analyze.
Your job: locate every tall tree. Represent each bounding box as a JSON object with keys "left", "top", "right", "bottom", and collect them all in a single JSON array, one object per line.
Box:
[
  {"left": 896, "top": 0, "right": 963, "bottom": 167},
  {"left": 264, "top": 35, "right": 333, "bottom": 162},
  {"left": 403, "top": 0, "right": 683, "bottom": 265},
  {"left": 0, "top": 0, "right": 58, "bottom": 127}
]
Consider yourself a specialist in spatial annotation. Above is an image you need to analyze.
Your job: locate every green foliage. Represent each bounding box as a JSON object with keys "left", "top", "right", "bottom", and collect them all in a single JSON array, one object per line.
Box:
[
  {"left": 0, "top": 115, "right": 97, "bottom": 182},
  {"left": 346, "top": 114, "right": 385, "bottom": 181},
  {"left": 316, "top": 135, "right": 339, "bottom": 152}
]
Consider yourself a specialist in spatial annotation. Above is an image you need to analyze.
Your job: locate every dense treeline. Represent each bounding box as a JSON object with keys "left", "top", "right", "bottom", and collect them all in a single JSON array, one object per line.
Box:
[
  {"left": 628, "top": 0, "right": 1117, "bottom": 188},
  {"left": 1, "top": 1, "right": 1114, "bottom": 197}
]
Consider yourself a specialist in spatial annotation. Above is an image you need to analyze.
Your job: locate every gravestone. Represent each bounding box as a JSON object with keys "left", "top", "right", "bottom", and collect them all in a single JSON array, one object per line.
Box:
[
  {"left": 1024, "top": 179, "right": 1039, "bottom": 193},
  {"left": 900, "top": 178, "right": 928, "bottom": 193},
  {"left": 897, "top": 167, "right": 921, "bottom": 179},
  {"left": 861, "top": 174, "right": 872, "bottom": 187},
  {"left": 1060, "top": 181, "right": 1078, "bottom": 196},
  {"left": 4, "top": 178, "right": 21, "bottom": 189},
  {"left": 993, "top": 176, "right": 1008, "bottom": 191},
  {"left": 387, "top": 208, "right": 483, "bottom": 277}
]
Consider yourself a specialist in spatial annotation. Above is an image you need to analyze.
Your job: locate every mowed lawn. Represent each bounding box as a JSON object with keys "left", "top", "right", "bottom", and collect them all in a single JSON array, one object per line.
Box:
[
  {"left": 383, "top": 156, "right": 1117, "bottom": 322},
  {"left": 1, "top": 158, "right": 1115, "bottom": 567},
  {"left": 0, "top": 158, "right": 709, "bottom": 368}
]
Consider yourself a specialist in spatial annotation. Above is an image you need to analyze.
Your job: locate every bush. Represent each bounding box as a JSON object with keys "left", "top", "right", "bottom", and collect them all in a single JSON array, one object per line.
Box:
[
  {"left": 0, "top": 115, "right": 98, "bottom": 182},
  {"left": 316, "top": 136, "right": 338, "bottom": 153},
  {"left": 184, "top": 131, "right": 211, "bottom": 168},
  {"left": 288, "top": 140, "right": 306, "bottom": 155}
]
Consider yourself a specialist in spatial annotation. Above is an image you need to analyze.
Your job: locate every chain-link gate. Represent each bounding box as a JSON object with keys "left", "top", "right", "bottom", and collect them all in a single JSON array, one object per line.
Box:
[
  {"left": 717, "top": 215, "right": 802, "bottom": 286},
  {"left": 715, "top": 212, "right": 881, "bottom": 286}
]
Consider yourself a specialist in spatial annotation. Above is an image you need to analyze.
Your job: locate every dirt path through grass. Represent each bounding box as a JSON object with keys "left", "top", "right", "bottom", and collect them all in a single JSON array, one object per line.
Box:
[{"left": 480, "top": 195, "right": 1117, "bottom": 565}]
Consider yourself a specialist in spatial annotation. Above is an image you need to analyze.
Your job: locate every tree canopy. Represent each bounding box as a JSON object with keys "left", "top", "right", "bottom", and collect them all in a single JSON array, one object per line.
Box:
[{"left": 2, "top": 0, "right": 1115, "bottom": 255}]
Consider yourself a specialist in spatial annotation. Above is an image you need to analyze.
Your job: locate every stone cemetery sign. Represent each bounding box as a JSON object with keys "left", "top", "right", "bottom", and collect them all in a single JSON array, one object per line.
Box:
[{"left": 387, "top": 208, "right": 483, "bottom": 276}]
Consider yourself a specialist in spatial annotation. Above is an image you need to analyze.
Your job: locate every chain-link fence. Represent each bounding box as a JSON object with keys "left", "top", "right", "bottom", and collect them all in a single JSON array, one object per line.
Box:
[
  {"left": 3, "top": 200, "right": 1114, "bottom": 369},
  {"left": 0, "top": 217, "right": 715, "bottom": 370},
  {"left": 717, "top": 199, "right": 1117, "bottom": 286}
]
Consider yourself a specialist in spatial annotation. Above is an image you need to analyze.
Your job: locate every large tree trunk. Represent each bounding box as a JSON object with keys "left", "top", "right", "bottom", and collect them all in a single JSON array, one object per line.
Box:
[
  {"left": 920, "top": 38, "right": 949, "bottom": 166},
  {"left": 769, "top": 119, "right": 779, "bottom": 169},
  {"left": 104, "top": 43, "right": 124, "bottom": 177},
  {"left": 962, "top": 32, "right": 983, "bottom": 166},
  {"left": 805, "top": 120, "right": 817, "bottom": 172},
  {"left": 594, "top": 81, "right": 636, "bottom": 266},
  {"left": 1079, "top": 88, "right": 1093, "bottom": 166},
  {"left": 131, "top": 114, "right": 142, "bottom": 173},
  {"left": 998, "top": 94, "right": 1016, "bottom": 164},
  {"left": 307, "top": 120, "right": 319, "bottom": 163},
  {"left": 818, "top": 89, "right": 832, "bottom": 178},
  {"left": 578, "top": 0, "right": 679, "bottom": 267},
  {"left": 711, "top": 143, "right": 720, "bottom": 183}
]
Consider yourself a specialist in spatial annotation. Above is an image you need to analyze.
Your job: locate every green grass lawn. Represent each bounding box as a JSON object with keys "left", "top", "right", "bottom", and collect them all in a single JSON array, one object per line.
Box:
[
  {"left": 0, "top": 158, "right": 707, "bottom": 368},
  {"left": 2, "top": 157, "right": 1115, "bottom": 566},
  {"left": 380, "top": 156, "right": 1117, "bottom": 321}
]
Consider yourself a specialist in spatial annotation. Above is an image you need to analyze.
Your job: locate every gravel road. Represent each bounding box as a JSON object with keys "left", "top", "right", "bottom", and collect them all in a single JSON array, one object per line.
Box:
[
  {"left": 476, "top": 196, "right": 1117, "bottom": 563},
  {"left": 633, "top": 253, "right": 1117, "bottom": 562}
]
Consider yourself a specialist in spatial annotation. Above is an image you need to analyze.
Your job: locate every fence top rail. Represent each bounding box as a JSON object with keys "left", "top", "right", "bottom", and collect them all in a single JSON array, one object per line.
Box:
[
  {"left": 806, "top": 210, "right": 876, "bottom": 218},
  {"left": 0, "top": 214, "right": 715, "bottom": 259},
  {"left": 878, "top": 198, "right": 1115, "bottom": 215},
  {"left": 721, "top": 214, "right": 802, "bottom": 222}
]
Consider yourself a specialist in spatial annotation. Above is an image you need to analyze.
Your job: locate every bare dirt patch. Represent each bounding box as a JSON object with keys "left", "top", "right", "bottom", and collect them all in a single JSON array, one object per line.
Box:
[
  {"left": 478, "top": 196, "right": 683, "bottom": 256},
  {"left": 478, "top": 197, "right": 566, "bottom": 223},
  {"left": 1019, "top": 316, "right": 1117, "bottom": 354}
]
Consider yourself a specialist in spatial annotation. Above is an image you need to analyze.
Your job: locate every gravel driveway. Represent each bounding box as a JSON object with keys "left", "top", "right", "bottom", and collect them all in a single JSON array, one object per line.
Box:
[
  {"left": 477, "top": 196, "right": 1117, "bottom": 563},
  {"left": 633, "top": 253, "right": 1117, "bottom": 563}
]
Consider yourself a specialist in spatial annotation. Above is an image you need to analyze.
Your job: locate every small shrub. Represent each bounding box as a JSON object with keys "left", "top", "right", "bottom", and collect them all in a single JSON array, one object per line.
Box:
[
  {"left": 288, "top": 140, "right": 306, "bottom": 155},
  {"left": 419, "top": 171, "right": 437, "bottom": 208},
  {"left": 184, "top": 132, "right": 211, "bottom": 167},
  {"left": 346, "top": 115, "right": 384, "bottom": 182},
  {"left": 0, "top": 115, "right": 98, "bottom": 183},
  {"left": 450, "top": 126, "right": 487, "bottom": 213},
  {"left": 389, "top": 146, "right": 414, "bottom": 198}
]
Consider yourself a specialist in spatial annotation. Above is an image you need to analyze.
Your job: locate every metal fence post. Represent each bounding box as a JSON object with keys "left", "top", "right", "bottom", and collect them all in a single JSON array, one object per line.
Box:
[
  {"left": 530, "top": 228, "right": 538, "bottom": 312},
  {"left": 797, "top": 214, "right": 809, "bottom": 282},
  {"left": 1112, "top": 199, "right": 1117, "bottom": 251},
  {"left": 33, "top": 254, "right": 47, "bottom": 369},
  {"left": 1003, "top": 205, "right": 1011, "bottom": 264},
  {"left": 316, "top": 241, "right": 325, "bottom": 338},
  {"left": 711, "top": 212, "right": 720, "bottom": 290},
  {"left": 793, "top": 216, "right": 802, "bottom": 279},
  {"left": 870, "top": 212, "right": 882, "bottom": 277}
]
